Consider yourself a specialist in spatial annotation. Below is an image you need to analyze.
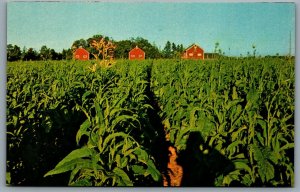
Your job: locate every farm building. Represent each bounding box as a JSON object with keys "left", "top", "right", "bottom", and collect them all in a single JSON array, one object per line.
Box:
[
  {"left": 129, "top": 46, "right": 145, "bottom": 60},
  {"left": 182, "top": 44, "right": 204, "bottom": 60},
  {"left": 204, "top": 53, "right": 219, "bottom": 60},
  {"left": 74, "top": 46, "right": 89, "bottom": 61}
]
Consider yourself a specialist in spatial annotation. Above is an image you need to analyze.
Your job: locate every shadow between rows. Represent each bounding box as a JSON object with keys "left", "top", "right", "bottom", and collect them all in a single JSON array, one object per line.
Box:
[
  {"left": 177, "top": 131, "right": 235, "bottom": 186},
  {"left": 145, "top": 62, "right": 235, "bottom": 187}
]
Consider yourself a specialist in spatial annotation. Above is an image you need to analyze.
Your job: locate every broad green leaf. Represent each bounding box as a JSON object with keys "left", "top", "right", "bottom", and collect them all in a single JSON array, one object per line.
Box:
[
  {"left": 223, "top": 170, "right": 240, "bottom": 186},
  {"left": 227, "top": 140, "right": 242, "bottom": 157},
  {"left": 70, "top": 178, "right": 93, "bottom": 186},
  {"left": 111, "top": 115, "right": 140, "bottom": 131},
  {"left": 121, "top": 156, "right": 129, "bottom": 168},
  {"left": 255, "top": 132, "right": 265, "bottom": 146},
  {"left": 253, "top": 145, "right": 275, "bottom": 183},
  {"left": 102, "top": 132, "right": 131, "bottom": 152},
  {"left": 232, "top": 159, "right": 252, "bottom": 174},
  {"left": 232, "top": 86, "right": 238, "bottom": 100},
  {"left": 132, "top": 165, "right": 145, "bottom": 175},
  {"left": 76, "top": 119, "right": 91, "bottom": 145},
  {"left": 56, "top": 146, "right": 93, "bottom": 168},
  {"left": 12, "top": 116, "right": 18, "bottom": 127},
  {"left": 280, "top": 143, "right": 294, "bottom": 151},
  {"left": 82, "top": 90, "right": 93, "bottom": 101},
  {"left": 45, "top": 159, "right": 90, "bottom": 177},
  {"left": 145, "top": 160, "right": 161, "bottom": 182},
  {"left": 241, "top": 174, "right": 253, "bottom": 186},
  {"left": 113, "top": 167, "right": 133, "bottom": 186},
  {"left": 134, "top": 148, "right": 149, "bottom": 162},
  {"left": 95, "top": 102, "right": 104, "bottom": 128}
]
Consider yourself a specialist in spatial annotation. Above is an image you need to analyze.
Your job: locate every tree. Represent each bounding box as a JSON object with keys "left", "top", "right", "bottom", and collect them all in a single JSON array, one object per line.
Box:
[
  {"left": 7, "top": 44, "right": 21, "bottom": 61},
  {"left": 39, "top": 45, "right": 52, "bottom": 60},
  {"left": 62, "top": 49, "right": 73, "bottom": 60},
  {"left": 71, "top": 39, "right": 88, "bottom": 53},
  {"left": 114, "top": 40, "right": 133, "bottom": 59},
  {"left": 148, "top": 42, "right": 161, "bottom": 59},
  {"left": 23, "top": 48, "right": 38, "bottom": 61},
  {"left": 21, "top": 46, "right": 27, "bottom": 61},
  {"left": 172, "top": 44, "right": 184, "bottom": 59},
  {"left": 133, "top": 37, "right": 160, "bottom": 59},
  {"left": 162, "top": 41, "right": 172, "bottom": 58},
  {"left": 172, "top": 43, "right": 177, "bottom": 54},
  {"left": 178, "top": 44, "right": 184, "bottom": 57},
  {"left": 50, "top": 49, "right": 62, "bottom": 60},
  {"left": 162, "top": 41, "right": 184, "bottom": 59}
]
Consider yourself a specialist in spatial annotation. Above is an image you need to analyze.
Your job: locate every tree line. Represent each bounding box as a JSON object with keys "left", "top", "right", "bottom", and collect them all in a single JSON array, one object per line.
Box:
[
  {"left": 7, "top": 44, "right": 73, "bottom": 62},
  {"left": 7, "top": 34, "right": 185, "bottom": 62}
]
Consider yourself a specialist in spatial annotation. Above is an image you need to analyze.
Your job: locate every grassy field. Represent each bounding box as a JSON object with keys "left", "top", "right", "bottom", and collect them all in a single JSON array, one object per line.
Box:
[{"left": 6, "top": 57, "right": 294, "bottom": 186}]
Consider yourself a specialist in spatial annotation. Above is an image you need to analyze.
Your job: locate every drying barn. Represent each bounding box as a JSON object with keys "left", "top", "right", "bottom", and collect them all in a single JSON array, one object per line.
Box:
[
  {"left": 74, "top": 47, "right": 89, "bottom": 61},
  {"left": 182, "top": 44, "right": 204, "bottom": 60},
  {"left": 129, "top": 46, "right": 145, "bottom": 60}
]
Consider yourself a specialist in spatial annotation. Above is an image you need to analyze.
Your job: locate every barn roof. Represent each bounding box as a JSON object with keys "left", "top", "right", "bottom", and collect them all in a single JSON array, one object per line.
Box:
[
  {"left": 185, "top": 43, "right": 204, "bottom": 51},
  {"left": 76, "top": 46, "right": 89, "bottom": 53},
  {"left": 129, "top": 46, "right": 145, "bottom": 53}
]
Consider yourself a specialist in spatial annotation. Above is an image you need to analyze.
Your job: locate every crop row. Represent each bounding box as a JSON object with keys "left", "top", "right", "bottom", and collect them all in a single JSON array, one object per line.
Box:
[
  {"left": 7, "top": 60, "right": 165, "bottom": 186},
  {"left": 7, "top": 57, "right": 294, "bottom": 186},
  {"left": 151, "top": 58, "right": 294, "bottom": 186}
]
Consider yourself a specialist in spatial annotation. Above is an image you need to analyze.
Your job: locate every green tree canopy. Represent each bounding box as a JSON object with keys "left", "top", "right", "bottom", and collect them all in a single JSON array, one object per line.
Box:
[
  {"left": 39, "top": 45, "right": 52, "bottom": 60},
  {"left": 23, "top": 48, "right": 38, "bottom": 61},
  {"left": 162, "top": 41, "right": 172, "bottom": 58},
  {"left": 62, "top": 49, "right": 73, "bottom": 60},
  {"left": 115, "top": 40, "right": 133, "bottom": 59},
  {"left": 7, "top": 44, "right": 21, "bottom": 61},
  {"left": 132, "top": 37, "right": 161, "bottom": 59}
]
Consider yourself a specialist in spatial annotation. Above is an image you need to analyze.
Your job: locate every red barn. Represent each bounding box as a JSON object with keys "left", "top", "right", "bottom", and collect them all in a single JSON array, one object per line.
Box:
[
  {"left": 182, "top": 44, "right": 204, "bottom": 60},
  {"left": 74, "top": 47, "right": 89, "bottom": 60},
  {"left": 129, "top": 46, "right": 145, "bottom": 60}
]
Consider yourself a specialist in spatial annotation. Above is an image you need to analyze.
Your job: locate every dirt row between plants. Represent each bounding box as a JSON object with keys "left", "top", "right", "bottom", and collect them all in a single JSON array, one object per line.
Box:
[
  {"left": 162, "top": 134, "right": 183, "bottom": 186},
  {"left": 146, "top": 63, "right": 183, "bottom": 186}
]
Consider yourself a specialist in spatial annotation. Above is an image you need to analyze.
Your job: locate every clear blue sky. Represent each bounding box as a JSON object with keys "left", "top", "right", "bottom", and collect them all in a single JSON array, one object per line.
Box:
[{"left": 7, "top": 2, "right": 295, "bottom": 56}]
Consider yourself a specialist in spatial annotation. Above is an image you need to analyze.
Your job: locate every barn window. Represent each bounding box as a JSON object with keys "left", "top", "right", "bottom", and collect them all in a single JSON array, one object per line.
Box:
[
  {"left": 139, "top": 54, "right": 142, "bottom": 58},
  {"left": 197, "top": 53, "right": 202, "bottom": 56},
  {"left": 75, "top": 55, "right": 79, "bottom": 58},
  {"left": 83, "top": 55, "right": 87, "bottom": 58},
  {"left": 132, "top": 55, "right": 135, "bottom": 58},
  {"left": 189, "top": 53, "right": 193, "bottom": 56}
]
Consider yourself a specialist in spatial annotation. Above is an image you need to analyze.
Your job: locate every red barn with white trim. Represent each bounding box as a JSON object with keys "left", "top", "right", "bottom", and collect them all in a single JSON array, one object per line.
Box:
[
  {"left": 74, "top": 47, "right": 89, "bottom": 61},
  {"left": 182, "top": 44, "right": 204, "bottom": 60},
  {"left": 129, "top": 46, "right": 145, "bottom": 60}
]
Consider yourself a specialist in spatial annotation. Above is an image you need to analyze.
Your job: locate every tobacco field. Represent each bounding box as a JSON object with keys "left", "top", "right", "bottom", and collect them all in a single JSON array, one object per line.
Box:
[{"left": 6, "top": 57, "right": 294, "bottom": 187}]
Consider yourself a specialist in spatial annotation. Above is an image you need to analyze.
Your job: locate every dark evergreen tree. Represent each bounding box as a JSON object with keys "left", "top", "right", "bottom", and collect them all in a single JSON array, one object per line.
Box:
[{"left": 162, "top": 41, "right": 172, "bottom": 58}]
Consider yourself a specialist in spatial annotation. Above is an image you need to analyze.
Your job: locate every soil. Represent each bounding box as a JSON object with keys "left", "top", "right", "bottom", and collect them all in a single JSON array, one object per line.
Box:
[
  {"left": 162, "top": 133, "right": 183, "bottom": 186},
  {"left": 146, "top": 65, "right": 183, "bottom": 186}
]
